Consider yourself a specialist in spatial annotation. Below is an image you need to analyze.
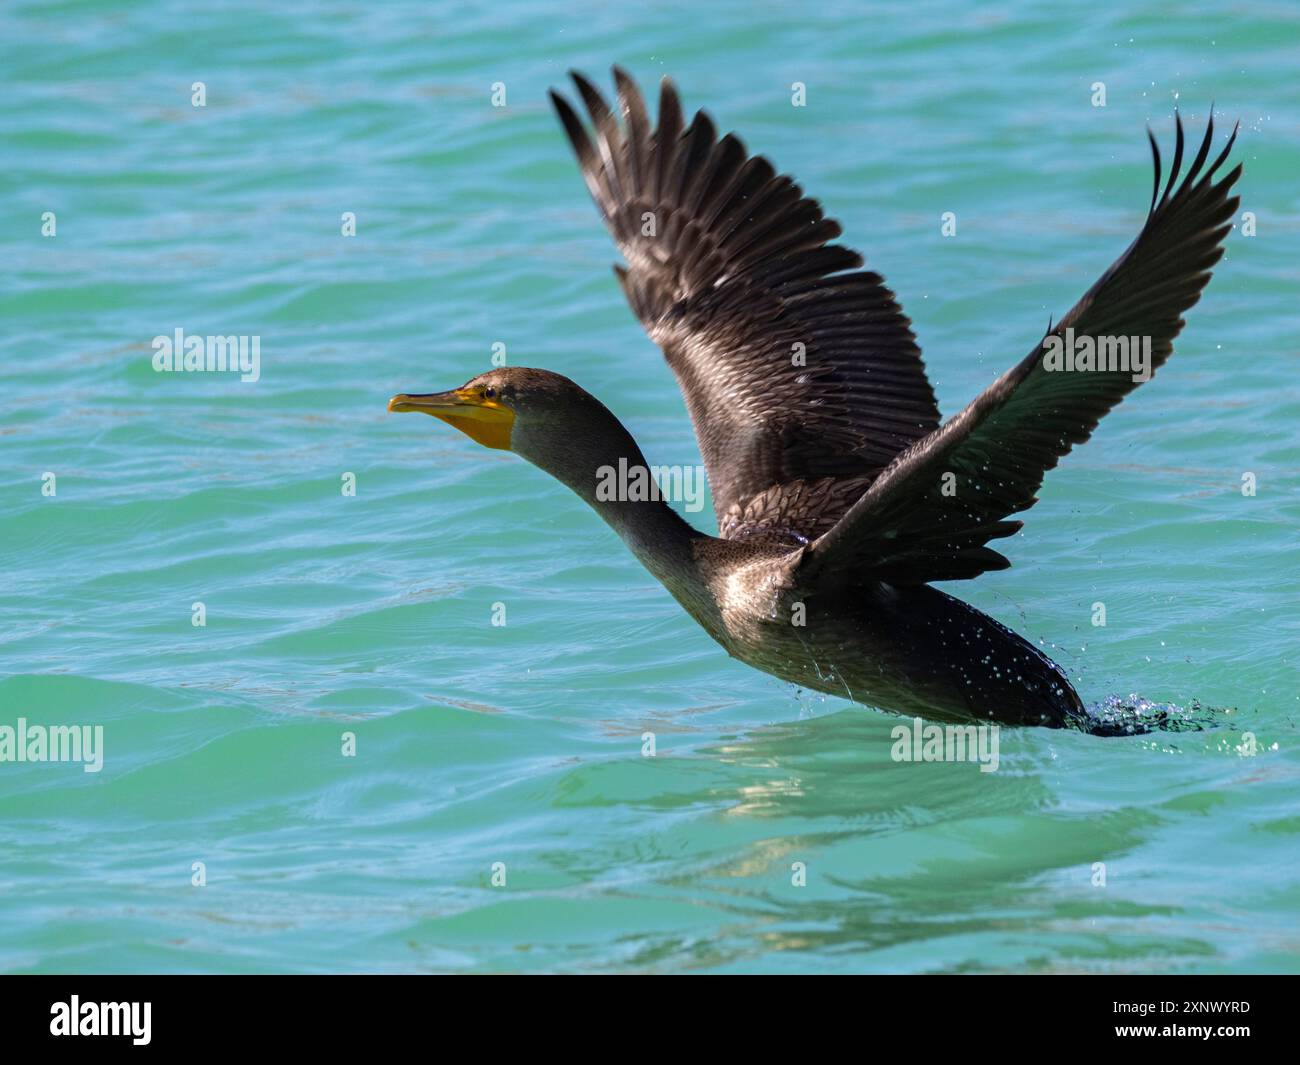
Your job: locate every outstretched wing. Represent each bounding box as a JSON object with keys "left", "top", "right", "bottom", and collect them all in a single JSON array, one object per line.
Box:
[
  {"left": 804, "top": 113, "right": 1242, "bottom": 583},
  {"left": 549, "top": 68, "right": 940, "bottom": 542}
]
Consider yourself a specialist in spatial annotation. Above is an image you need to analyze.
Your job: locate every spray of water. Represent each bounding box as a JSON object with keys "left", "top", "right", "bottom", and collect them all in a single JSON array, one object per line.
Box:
[{"left": 1075, "top": 693, "right": 1236, "bottom": 737}]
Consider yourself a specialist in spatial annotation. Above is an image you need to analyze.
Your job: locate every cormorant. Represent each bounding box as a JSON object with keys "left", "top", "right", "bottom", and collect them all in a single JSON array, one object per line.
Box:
[{"left": 390, "top": 68, "right": 1241, "bottom": 729}]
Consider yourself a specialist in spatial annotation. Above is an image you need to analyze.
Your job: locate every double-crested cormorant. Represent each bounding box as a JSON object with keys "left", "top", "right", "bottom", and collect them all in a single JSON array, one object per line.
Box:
[{"left": 389, "top": 69, "right": 1241, "bottom": 729}]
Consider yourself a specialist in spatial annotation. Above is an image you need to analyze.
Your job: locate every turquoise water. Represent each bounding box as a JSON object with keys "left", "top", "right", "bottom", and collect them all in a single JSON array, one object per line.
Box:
[{"left": 2, "top": 1, "right": 1297, "bottom": 973}]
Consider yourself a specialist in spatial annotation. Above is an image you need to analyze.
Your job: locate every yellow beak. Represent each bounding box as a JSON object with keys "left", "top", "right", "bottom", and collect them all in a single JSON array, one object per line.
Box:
[{"left": 387, "top": 388, "right": 515, "bottom": 450}]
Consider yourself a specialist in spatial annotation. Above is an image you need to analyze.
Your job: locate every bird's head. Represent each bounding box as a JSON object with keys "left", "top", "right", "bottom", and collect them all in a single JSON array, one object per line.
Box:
[{"left": 388, "top": 367, "right": 636, "bottom": 478}]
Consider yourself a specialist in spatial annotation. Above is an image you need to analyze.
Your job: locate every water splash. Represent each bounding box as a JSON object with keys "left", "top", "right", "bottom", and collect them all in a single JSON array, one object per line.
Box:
[{"left": 1076, "top": 693, "right": 1236, "bottom": 737}]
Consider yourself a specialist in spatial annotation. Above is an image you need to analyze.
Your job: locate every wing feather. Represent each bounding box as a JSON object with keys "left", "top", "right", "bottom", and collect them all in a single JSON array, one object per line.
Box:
[
  {"left": 550, "top": 68, "right": 941, "bottom": 539},
  {"left": 804, "top": 113, "right": 1242, "bottom": 583}
]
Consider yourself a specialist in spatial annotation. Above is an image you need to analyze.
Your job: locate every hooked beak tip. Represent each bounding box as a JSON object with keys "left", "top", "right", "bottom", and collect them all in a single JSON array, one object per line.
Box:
[{"left": 388, "top": 394, "right": 425, "bottom": 414}]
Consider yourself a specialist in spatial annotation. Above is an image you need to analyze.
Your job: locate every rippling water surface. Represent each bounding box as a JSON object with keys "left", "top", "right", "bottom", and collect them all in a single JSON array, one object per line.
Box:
[{"left": 2, "top": 0, "right": 1298, "bottom": 973}]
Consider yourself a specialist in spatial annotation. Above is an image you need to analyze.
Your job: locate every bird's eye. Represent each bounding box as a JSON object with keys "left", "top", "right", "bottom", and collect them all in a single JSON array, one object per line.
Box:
[{"left": 484, "top": 386, "right": 497, "bottom": 399}]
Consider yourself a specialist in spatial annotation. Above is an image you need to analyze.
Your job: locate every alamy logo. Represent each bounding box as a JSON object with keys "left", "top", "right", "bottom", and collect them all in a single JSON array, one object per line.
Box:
[
  {"left": 1042, "top": 327, "right": 1152, "bottom": 383},
  {"left": 50, "top": 997, "right": 151, "bottom": 1045},
  {"left": 0, "top": 718, "right": 103, "bottom": 773},
  {"left": 152, "top": 328, "right": 261, "bottom": 382},
  {"left": 891, "top": 717, "right": 1000, "bottom": 773},
  {"left": 594, "top": 457, "right": 707, "bottom": 513}
]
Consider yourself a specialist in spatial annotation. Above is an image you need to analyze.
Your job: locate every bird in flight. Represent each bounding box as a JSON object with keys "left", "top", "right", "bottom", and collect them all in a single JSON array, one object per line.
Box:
[{"left": 390, "top": 68, "right": 1241, "bottom": 731}]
